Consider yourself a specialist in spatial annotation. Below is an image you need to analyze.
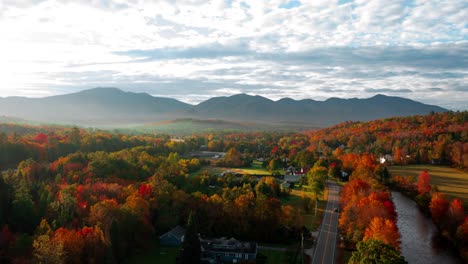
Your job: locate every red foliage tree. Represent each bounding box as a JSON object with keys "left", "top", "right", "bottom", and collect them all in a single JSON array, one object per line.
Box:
[
  {"left": 448, "top": 198, "right": 465, "bottom": 234},
  {"left": 416, "top": 170, "right": 431, "bottom": 195},
  {"left": 34, "top": 133, "right": 48, "bottom": 144},
  {"left": 79, "top": 226, "right": 106, "bottom": 263},
  {"left": 139, "top": 184, "right": 153, "bottom": 197},
  {"left": 456, "top": 217, "right": 468, "bottom": 246},
  {"left": 430, "top": 192, "right": 449, "bottom": 226}
]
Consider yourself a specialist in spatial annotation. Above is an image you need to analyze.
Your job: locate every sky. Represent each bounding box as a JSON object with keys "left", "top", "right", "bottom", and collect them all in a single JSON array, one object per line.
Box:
[{"left": 0, "top": 0, "right": 466, "bottom": 109}]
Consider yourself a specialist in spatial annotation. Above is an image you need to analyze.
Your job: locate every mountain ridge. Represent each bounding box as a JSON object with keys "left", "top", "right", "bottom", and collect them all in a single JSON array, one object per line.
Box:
[{"left": 0, "top": 88, "right": 448, "bottom": 128}]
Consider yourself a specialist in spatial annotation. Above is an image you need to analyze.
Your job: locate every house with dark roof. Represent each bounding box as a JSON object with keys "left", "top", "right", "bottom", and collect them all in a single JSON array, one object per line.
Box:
[
  {"left": 200, "top": 237, "right": 257, "bottom": 263},
  {"left": 159, "top": 225, "right": 185, "bottom": 246},
  {"left": 284, "top": 174, "right": 302, "bottom": 183}
]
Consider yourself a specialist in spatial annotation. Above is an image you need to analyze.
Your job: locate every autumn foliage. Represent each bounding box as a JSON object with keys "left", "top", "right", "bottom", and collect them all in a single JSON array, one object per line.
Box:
[
  {"left": 338, "top": 152, "right": 400, "bottom": 252},
  {"left": 306, "top": 111, "right": 468, "bottom": 169},
  {"left": 416, "top": 170, "right": 431, "bottom": 195},
  {"left": 363, "top": 217, "right": 400, "bottom": 249}
]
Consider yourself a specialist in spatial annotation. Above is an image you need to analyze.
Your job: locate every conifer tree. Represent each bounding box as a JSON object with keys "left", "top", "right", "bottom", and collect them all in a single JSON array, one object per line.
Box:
[{"left": 179, "top": 211, "right": 201, "bottom": 264}]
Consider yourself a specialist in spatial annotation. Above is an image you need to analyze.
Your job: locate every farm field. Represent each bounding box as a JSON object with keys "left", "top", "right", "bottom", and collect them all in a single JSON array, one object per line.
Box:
[
  {"left": 389, "top": 165, "right": 468, "bottom": 206},
  {"left": 188, "top": 160, "right": 277, "bottom": 178},
  {"left": 233, "top": 160, "right": 274, "bottom": 175}
]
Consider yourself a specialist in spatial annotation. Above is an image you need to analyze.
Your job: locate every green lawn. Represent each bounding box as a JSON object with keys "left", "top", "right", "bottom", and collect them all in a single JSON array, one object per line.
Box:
[
  {"left": 389, "top": 165, "right": 468, "bottom": 206},
  {"left": 233, "top": 161, "right": 273, "bottom": 175},
  {"left": 194, "top": 161, "right": 274, "bottom": 177},
  {"left": 124, "top": 245, "right": 179, "bottom": 264},
  {"left": 259, "top": 249, "right": 298, "bottom": 264},
  {"left": 282, "top": 185, "right": 327, "bottom": 231}
]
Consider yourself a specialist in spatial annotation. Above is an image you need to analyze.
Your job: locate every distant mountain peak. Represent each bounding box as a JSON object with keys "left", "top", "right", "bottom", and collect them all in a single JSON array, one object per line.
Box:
[
  {"left": 229, "top": 93, "right": 271, "bottom": 100},
  {"left": 277, "top": 97, "right": 295, "bottom": 102},
  {"left": 79, "top": 87, "right": 123, "bottom": 93},
  {"left": 369, "top": 94, "right": 403, "bottom": 100},
  {"left": 0, "top": 88, "right": 448, "bottom": 128}
]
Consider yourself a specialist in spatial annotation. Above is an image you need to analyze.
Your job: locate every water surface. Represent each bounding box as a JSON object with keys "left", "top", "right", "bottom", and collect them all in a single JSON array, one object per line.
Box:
[{"left": 392, "top": 191, "right": 461, "bottom": 264}]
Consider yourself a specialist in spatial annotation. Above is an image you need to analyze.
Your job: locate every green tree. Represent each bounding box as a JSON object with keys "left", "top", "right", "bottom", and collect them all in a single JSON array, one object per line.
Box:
[
  {"left": 0, "top": 176, "right": 11, "bottom": 226},
  {"left": 349, "top": 239, "right": 406, "bottom": 264},
  {"left": 68, "top": 127, "right": 81, "bottom": 147},
  {"left": 50, "top": 186, "right": 77, "bottom": 227},
  {"left": 179, "top": 212, "right": 200, "bottom": 264},
  {"left": 11, "top": 179, "right": 37, "bottom": 233},
  {"left": 307, "top": 164, "right": 327, "bottom": 194},
  {"left": 267, "top": 158, "right": 282, "bottom": 173}
]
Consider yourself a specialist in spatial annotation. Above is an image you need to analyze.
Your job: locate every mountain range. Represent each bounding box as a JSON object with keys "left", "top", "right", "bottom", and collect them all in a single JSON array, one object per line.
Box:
[{"left": 0, "top": 87, "right": 447, "bottom": 128}]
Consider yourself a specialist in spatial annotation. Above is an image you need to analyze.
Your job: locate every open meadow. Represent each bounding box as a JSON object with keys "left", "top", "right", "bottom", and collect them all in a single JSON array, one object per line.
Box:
[{"left": 389, "top": 165, "right": 468, "bottom": 206}]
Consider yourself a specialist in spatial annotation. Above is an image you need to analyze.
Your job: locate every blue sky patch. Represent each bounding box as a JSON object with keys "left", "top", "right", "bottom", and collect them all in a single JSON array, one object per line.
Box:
[{"left": 279, "top": 0, "right": 301, "bottom": 9}]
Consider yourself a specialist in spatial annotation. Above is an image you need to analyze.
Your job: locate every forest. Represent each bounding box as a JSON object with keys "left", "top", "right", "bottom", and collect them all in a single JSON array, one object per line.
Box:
[{"left": 0, "top": 111, "right": 466, "bottom": 263}]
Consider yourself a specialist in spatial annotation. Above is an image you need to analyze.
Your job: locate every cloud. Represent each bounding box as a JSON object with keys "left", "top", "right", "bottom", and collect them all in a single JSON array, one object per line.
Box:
[
  {"left": 426, "top": 88, "right": 444, "bottom": 92},
  {"left": 114, "top": 42, "right": 468, "bottom": 71},
  {"left": 364, "top": 88, "right": 413, "bottom": 93},
  {"left": 0, "top": 0, "right": 466, "bottom": 110}
]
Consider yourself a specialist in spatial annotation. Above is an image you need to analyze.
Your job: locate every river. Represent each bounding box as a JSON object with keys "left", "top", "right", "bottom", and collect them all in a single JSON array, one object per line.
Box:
[{"left": 392, "top": 191, "right": 462, "bottom": 264}]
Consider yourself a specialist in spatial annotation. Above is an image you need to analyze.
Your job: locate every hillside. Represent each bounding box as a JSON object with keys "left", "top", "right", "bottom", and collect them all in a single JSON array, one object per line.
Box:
[
  {"left": 0, "top": 88, "right": 448, "bottom": 128},
  {"left": 190, "top": 93, "right": 447, "bottom": 126},
  {"left": 306, "top": 111, "right": 468, "bottom": 169},
  {"left": 0, "top": 88, "right": 191, "bottom": 126},
  {"left": 130, "top": 118, "right": 319, "bottom": 135}
]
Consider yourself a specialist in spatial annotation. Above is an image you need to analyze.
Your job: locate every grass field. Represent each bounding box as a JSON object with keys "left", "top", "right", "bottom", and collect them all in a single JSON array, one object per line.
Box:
[
  {"left": 189, "top": 161, "right": 275, "bottom": 178},
  {"left": 389, "top": 165, "right": 468, "bottom": 206},
  {"left": 124, "top": 244, "right": 179, "bottom": 264},
  {"left": 259, "top": 249, "right": 298, "bottom": 264},
  {"left": 234, "top": 161, "right": 272, "bottom": 175},
  {"left": 281, "top": 185, "right": 327, "bottom": 231}
]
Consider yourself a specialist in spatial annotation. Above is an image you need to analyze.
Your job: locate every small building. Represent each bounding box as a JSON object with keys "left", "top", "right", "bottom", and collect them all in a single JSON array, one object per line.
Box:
[
  {"left": 286, "top": 166, "right": 296, "bottom": 175},
  {"left": 284, "top": 174, "right": 302, "bottom": 183},
  {"left": 159, "top": 225, "right": 185, "bottom": 246},
  {"left": 200, "top": 237, "right": 257, "bottom": 263},
  {"left": 380, "top": 154, "right": 394, "bottom": 164}
]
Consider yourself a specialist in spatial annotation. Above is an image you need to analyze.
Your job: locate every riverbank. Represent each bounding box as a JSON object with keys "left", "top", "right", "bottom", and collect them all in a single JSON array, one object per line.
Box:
[
  {"left": 392, "top": 191, "right": 462, "bottom": 264},
  {"left": 388, "top": 165, "right": 468, "bottom": 211},
  {"left": 387, "top": 165, "right": 468, "bottom": 263}
]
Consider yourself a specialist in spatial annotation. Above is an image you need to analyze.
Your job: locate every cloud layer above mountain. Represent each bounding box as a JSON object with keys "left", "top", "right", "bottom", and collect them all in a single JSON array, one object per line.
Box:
[{"left": 0, "top": 0, "right": 466, "bottom": 109}]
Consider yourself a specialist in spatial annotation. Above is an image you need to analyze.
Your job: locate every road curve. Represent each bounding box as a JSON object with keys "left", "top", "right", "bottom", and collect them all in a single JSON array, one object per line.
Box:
[{"left": 312, "top": 181, "right": 340, "bottom": 264}]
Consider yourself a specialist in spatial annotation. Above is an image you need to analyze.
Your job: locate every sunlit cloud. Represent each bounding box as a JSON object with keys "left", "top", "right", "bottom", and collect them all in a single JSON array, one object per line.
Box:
[{"left": 0, "top": 0, "right": 466, "bottom": 110}]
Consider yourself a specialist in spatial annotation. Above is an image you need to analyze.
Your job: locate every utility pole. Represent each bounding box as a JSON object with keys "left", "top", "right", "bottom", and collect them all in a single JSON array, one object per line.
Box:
[{"left": 315, "top": 197, "right": 318, "bottom": 216}]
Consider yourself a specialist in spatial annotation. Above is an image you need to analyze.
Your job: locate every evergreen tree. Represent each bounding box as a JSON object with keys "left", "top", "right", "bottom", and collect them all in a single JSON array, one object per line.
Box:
[
  {"left": 179, "top": 211, "right": 201, "bottom": 264},
  {"left": 0, "top": 176, "right": 11, "bottom": 226}
]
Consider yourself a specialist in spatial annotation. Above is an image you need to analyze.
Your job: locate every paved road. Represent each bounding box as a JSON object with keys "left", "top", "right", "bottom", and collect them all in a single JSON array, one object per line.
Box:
[{"left": 312, "top": 181, "right": 340, "bottom": 264}]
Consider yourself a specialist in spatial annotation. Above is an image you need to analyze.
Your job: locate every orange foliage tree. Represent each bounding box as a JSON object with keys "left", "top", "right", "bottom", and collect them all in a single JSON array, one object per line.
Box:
[
  {"left": 363, "top": 217, "right": 400, "bottom": 249},
  {"left": 53, "top": 228, "right": 85, "bottom": 264},
  {"left": 339, "top": 191, "right": 394, "bottom": 243}
]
